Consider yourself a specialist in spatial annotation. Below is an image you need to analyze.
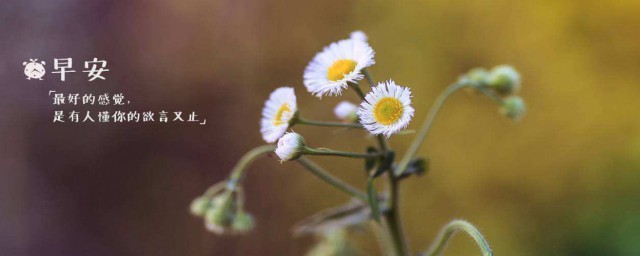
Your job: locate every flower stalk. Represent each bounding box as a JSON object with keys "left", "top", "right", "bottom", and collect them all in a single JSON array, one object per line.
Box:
[
  {"left": 227, "top": 144, "right": 276, "bottom": 190},
  {"left": 384, "top": 174, "right": 409, "bottom": 256},
  {"left": 296, "top": 117, "right": 362, "bottom": 128},
  {"left": 421, "top": 220, "right": 493, "bottom": 256},
  {"left": 395, "top": 81, "right": 468, "bottom": 176},
  {"left": 304, "top": 147, "right": 380, "bottom": 159},
  {"left": 362, "top": 68, "right": 376, "bottom": 88},
  {"left": 297, "top": 157, "right": 368, "bottom": 202}
]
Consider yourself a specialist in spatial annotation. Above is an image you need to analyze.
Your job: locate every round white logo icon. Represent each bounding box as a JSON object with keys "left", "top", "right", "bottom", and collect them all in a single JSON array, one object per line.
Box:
[{"left": 23, "top": 59, "right": 46, "bottom": 80}]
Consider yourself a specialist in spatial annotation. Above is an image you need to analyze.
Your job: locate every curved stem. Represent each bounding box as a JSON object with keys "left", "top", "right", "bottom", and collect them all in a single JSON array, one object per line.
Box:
[
  {"left": 202, "top": 182, "right": 227, "bottom": 197},
  {"left": 395, "top": 81, "right": 467, "bottom": 176},
  {"left": 227, "top": 144, "right": 276, "bottom": 189},
  {"left": 422, "top": 220, "right": 493, "bottom": 256},
  {"left": 304, "top": 147, "right": 380, "bottom": 159},
  {"left": 296, "top": 157, "right": 368, "bottom": 202},
  {"left": 297, "top": 117, "right": 362, "bottom": 128}
]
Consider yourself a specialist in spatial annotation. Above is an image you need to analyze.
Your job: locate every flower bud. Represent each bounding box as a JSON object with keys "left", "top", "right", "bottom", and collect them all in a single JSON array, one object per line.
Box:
[
  {"left": 204, "top": 193, "right": 236, "bottom": 234},
  {"left": 349, "top": 30, "right": 368, "bottom": 42},
  {"left": 231, "top": 211, "right": 255, "bottom": 233},
  {"left": 488, "top": 65, "right": 521, "bottom": 95},
  {"left": 306, "top": 229, "right": 354, "bottom": 256},
  {"left": 189, "top": 196, "right": 212, "bottom": 217},
  {"left": 465, "top": 67, "right": 490, "bottom": 87},
  {"left": 333, "top": 101, "right": 359, "bottom": 122},
  {"left": 275, "top": 132, "right": 306, "bottom": 161},
  {"left": 500, "top": 96, "right": 526, "bottom": 121}
]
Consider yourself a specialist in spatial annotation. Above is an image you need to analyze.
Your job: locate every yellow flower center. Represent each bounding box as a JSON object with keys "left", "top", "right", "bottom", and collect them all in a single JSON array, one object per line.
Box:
[
  {"left": 327, "top": 59, "right": 357, "bottom": 81},
  {"left": 373, "top": 97, "right": 403, "bottom": 125},
  {"left": 273, "top": 103, "right": 292, "bottom": 126}
]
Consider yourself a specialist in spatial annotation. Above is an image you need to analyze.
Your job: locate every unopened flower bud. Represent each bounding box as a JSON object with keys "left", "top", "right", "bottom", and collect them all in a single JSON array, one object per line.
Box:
[
  {"left": 465, "top": 68, "right": 490, "bottom": 87},
  {"left": 334, "top": 101, "right": 359, "bottom": 122},
  {"left": 204, "top": 193, "right": 235, "bottom": 234},
  {"left": 231, "top": 211, "right": 255, "bottom": 233},
  {"left": 306, "top": 229, "right": 354, "bottom": 256},
  {"left": 500, "top": 96, "right": 526, "bottom": 121},
  {"left": 488, "top": 65, "right": 521, "bottom": 95},
  {"left": 349, "top": 30, "right": 368, "bottom": 42},
  {"left": 275, "top": 132, "right": 306, "bottom": 161},
  {"left": 189, "top": 196, "right": 212, "bottom": 217}
]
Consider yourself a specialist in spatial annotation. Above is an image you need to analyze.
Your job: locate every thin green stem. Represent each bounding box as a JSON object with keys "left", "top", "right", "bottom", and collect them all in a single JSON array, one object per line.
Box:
[
  {"left": 349, "top": 82, "right": 367, "bottom": 100},
  {"left": 422, "top": 220, "right": 493, "bottom": 256},
  {"left": 362, "top": 68, "right": 376, "bottom": 87},
  {"left": 227, "top": 144, "right": 276, "bottom": 189},
  {"left": 395, "top": 81, "right": 468, "bottom": 176},
  {"left": 376, "top": 135, "right": 389, "bottom": 153},
  {"left": 384, "top": 175, "right": 409, "bottom": 256},
  {"left": 476, "top": 86, "right": 506, "bottom": 105},
  {"left": 202, "top": 182, "right": 226, "bottom": 197},
  {"left": 296, "top": 157, "right": 368, "bottom": 202},
  {"left": 297, "top": 117, "right": 362, "bottom": 128},
  {"left": 304, "top": 147, "right": 380, "bottom": 159}
]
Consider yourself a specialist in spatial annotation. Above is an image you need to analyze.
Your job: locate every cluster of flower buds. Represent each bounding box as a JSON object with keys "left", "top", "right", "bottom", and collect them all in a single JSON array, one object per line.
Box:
[
  {"left": 190, "top": 182, "right": 255, "bottom": 234},
  {"left": 464, "top": 65, "right": 526, "bottom": 120}
]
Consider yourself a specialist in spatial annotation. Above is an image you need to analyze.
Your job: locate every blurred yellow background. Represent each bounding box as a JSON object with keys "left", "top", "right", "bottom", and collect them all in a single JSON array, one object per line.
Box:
[{"left": 1, "top": 0, "right": 640, "bottom": 255}]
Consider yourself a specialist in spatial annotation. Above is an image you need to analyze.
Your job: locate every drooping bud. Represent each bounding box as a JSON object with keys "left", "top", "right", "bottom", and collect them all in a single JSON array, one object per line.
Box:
[
  {"left": 500, "top": 96, "right": 526, "bottom": 121},
  {"left": 190, "top": 196, "right": 212, "bottom": 217},
  {"left": 305, "top": 229, "right": 355, "bottom": 256},
  {"left": 196, "top": 186, "right": 257, "bottom": 235},
  {"left": 231, "top": 211, "right": 255, "bottom": 233},
  {"left": 275, "top": 132, "right": 306, "bottom": 161},
  {"left": 204, "top": 192, "right": 236, "bottom": 234},
  {"left": 334, "top": 101, "right": 359, "bottom": 122},
  {"left": 488, "top": 65, "right": 521, "bottom": 95}
]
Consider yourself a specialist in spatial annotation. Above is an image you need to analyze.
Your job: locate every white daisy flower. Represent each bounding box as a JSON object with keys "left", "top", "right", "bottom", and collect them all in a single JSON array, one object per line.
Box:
[
  {"left": 275, "top": 132, "right": 306, "bottom": 161},
  {"left": 303, "top": 39, "right": 375, "bottom": 98},
  {"left": 333, "top": 101, "right": 359, "bottom": 122},
  {"left": 261, "top": 87, "right": 297, "bottom": 143},
  {"left": 357, "top": 80, "right": 414, "bottom": 137},
  {"left": 350, "top": 30, "right": 368, "bottom": 42}
]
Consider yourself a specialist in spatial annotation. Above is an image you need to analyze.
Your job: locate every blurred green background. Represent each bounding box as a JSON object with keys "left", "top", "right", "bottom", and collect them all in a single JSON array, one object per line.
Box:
[{"left": 1, "top": 0, "right": 639, "bottom": 255}]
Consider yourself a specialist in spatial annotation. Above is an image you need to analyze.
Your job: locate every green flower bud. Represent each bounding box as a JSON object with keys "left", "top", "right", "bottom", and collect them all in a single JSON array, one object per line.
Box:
[
  {"left": 204, "top": 193, "right": 236, "bottom": 234},
  {"left": 500, "top": 96, "right": 526, "bottom": 121},
  {"left": 306, "top": 229, "right": 355, "bottom": 256},
  {"left": 189, "top": 196, "right": 212, "bottom": 217},
  {"left": 465, "top": 67, "right": 490, "bottom": 87},
  {"left": 488, "top": 65, "right": 520, "bottom": 95},
  {"left": 231, "top": 211, "right": 255, "bottom": 233}
]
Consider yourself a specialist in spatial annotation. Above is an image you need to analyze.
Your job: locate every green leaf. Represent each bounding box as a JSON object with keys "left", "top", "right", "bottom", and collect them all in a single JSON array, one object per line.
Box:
[{"left": 367, "top": 177, "right": 381, "bottom": 223}]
